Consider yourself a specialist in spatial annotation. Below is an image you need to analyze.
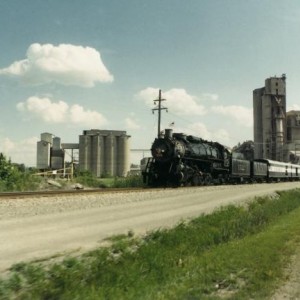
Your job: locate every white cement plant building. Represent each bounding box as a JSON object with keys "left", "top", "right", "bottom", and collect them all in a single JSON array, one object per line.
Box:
[
  {"left": 37, "top": 129, "right": 131, "bottom": 177},
  {"left": 79, "top": 129, "right": 131, "bottom": 177}
]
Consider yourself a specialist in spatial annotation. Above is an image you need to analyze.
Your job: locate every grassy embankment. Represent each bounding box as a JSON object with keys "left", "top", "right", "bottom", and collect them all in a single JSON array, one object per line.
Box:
[{"left": 1, "top": 189, "right": 300, "bottom": 299}]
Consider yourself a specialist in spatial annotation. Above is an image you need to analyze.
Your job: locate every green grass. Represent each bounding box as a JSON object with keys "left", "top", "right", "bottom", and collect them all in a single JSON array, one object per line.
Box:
[
  {"left": 1, "top": 189, "right": 300, "bottom": 299},
  {"left": 73, "top": 171, "right": 145, "bottom": 188}
]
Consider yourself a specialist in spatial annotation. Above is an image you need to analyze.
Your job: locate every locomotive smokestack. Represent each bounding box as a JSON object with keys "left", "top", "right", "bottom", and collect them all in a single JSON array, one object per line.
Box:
[{"left": 165, "top": 129, "right": 173, "bottom": 139}]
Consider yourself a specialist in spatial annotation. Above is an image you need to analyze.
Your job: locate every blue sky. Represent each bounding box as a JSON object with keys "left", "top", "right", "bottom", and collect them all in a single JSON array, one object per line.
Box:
[{"left": 0, "top": 0, "right": 300, "bottom": 166}]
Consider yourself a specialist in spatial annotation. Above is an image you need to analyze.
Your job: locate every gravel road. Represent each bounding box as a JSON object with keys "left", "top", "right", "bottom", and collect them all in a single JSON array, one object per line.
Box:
[{"left": 0, "top": 182, "right": 299, "bottom": 273}]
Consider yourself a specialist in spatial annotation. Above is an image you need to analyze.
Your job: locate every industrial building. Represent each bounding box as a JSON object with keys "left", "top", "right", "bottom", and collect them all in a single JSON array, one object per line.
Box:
[
  {"left": 79, "top": 129, "right": 130, "bottom": 177},
  {"left": 253, "top": 74, "right": 287, "bottom": 161},
  {"left": 37, "top": 129, "right": 131, "bottom": 177},
  {"left": 37, "top": 133, "right": 64, "bottom": 170},
  {"left": 286, "top": 111, "right": 300, "bottom": 163},
  {"left": 253, "top": 74, "right": 300, "bottom": 163}
]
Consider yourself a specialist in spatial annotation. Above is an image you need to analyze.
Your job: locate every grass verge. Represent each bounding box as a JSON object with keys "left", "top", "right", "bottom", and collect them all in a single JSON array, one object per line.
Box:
[{"left": 1, "top": 189, "right": 300, "bottom": 299}]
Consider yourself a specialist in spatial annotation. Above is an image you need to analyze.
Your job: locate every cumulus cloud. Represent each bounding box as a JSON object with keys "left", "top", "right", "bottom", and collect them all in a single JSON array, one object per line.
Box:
[
  {"left": 202, "top": 93, "right": 219, "bottom": 102},
  {"left": 69, "top": 104, "right": 107, "bottom": 128},
  {"left": 124, "top": 112, "right": 141, "bottom": 130},
  {"left": 17, "top": 96, "right": 108, "bottom": 127},
  {"left": 17, "top": 96, "right": 68, "bottom": 123},
  {"left": 0, "top": 137, "right": 38, "bottom": 166},
  {"left": 185, "top": 122, "right": 230, "bottom": 145},
  {"left": 125, "top": 117, "right": 141, "bottom": 130},
  {"left": 0, "top": 43, "right": 113, "bottom": 87},
  {"left": 211, "top": 105, "right": 253, "bottom": 127},
  {"left": 288, "top": 104, "right": 300, "bottom": 111},
  {"left": 138, "top": 87, "right": 206, "bottom": 116}
]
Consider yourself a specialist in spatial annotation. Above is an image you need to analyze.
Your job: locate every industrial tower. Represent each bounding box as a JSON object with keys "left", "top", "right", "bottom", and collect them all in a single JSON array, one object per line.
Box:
[{"left": 253, "top": 74, "right": 287, "bottom": 161}]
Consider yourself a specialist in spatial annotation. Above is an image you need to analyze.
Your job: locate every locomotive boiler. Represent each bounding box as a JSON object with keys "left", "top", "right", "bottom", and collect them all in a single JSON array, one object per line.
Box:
[{"left": 143, "top": 129, "right": 231, "bottom": 187}]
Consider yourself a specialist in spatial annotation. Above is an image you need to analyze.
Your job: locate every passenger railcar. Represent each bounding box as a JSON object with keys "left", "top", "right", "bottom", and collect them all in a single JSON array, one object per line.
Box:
[{"left": 256, "top": 159, "right": 300, "bottom": 182}]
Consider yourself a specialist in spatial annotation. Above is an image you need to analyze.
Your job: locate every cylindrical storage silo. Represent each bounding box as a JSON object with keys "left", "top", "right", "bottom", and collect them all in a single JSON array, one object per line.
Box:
[
  {"left": 91, "top": 135, "right": 101, "bottom": 177},
  {"left": 118, "top": 135, "right": 130, "bottom": 177},
  {"left": 37, "top": 141, "right": 51, "bottom": 169},
  {"left": 41, "top": 132, "right": 53, "bottom": 145},
  {"left": 99, "top": 135, "right": 104, "bottom": 177},
  {"left": 52, "top": 137, "right": 61, "bottom": 150},
  {"left": 79, "top": 135, "right": 90, "bottom": 171},
  {"left": 105, "top": 133, "right": 114, "bottom": 176}
]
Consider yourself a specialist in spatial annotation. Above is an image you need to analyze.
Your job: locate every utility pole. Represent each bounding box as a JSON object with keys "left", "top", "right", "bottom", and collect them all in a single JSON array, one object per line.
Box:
[{"left": 152, "top": 89, "right": 167, "bottom": 138}]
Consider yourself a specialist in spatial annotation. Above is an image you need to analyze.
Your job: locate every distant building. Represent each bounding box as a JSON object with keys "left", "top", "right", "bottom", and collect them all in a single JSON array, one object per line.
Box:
[
  {"left": 37, "top": 129, "right": 130, "bottom": 177},
  {"left": 253, "top": 74, "right": 287, "bottom": 161},
  {"left": 36, "top": 133, "right": 64, "bottom": 170},
  {"left": 79, "top": 129, "right": 131, "bottom": 177},
  {"left": 286, "top": 111, "right": 300, "bottom": 163}
]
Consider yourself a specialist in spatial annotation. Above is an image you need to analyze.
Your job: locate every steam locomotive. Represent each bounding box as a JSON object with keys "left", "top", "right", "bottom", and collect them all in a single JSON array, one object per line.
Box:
[{"left": 142, "top": 129, "right": 300, "bottom": 187}]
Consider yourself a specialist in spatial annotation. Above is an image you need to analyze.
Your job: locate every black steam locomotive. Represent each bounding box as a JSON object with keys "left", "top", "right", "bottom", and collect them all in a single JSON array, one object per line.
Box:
[{"left": 142, "top": 129, "right": 300, "bottom": 187}]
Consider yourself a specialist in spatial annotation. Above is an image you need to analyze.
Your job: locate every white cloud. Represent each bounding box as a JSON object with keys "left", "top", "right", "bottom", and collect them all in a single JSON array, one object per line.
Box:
[
  {"left": 125, "top": 117, "right": 141, "bottom": 130},
  {"left": 288, "top": 104, "right": 300, "bottom": 111},
  {"left": 17, "top": 96, "right": 108, "bottom": 127},
  {"left": 17, "top": 96, "right": 68, "bottom": 123},
  {"left": 0, "top": 43, "right": 113, "bottom": 87},
  {"left": 69, "top": 104, "right": 107, "bottom": 128},
  {"left": 211, "top": 105, "right": 253, "bottom": 127},
  {"left": 184, "top": 122, "right": 231, "bottom": 146},
  {"left": 202, "top": 93, "right": 219, "bottom": 102},
  {"left": 0, "top": 137, "right": 38, "bottom": 166},
  {"left": 138, "top": 87, "right": 206, "bottom": 116}
]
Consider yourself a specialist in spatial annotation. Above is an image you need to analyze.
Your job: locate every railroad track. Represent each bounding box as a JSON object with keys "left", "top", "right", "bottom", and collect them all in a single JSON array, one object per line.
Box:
[{"left": 0, "top": 187, "right": 147, "bottom": 199}]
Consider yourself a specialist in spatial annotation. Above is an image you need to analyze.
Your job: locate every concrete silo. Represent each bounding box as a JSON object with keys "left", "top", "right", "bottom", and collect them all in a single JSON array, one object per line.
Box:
[
  {"left": 37, "top": 141, "right": 51, "bottom": 169},
  {"left": 37, "top": 133, "right": 53, "bottom": 169},
  {"left": 78, "top": 130, "right": 131, "bottom": 177},
  {"left": 118, "top": 134, "right": 130, "bottom": 176},
  {"left": 253, "top": 75, "right": 286, "bottom": 161},
  {"left": 104, "top": 133, "right": 114, "bottom": 176}
]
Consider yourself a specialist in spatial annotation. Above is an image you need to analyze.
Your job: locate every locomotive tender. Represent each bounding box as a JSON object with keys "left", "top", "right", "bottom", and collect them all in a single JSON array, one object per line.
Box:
[{"left": 142, "top": 129, "right": 300, "bottom": 187}]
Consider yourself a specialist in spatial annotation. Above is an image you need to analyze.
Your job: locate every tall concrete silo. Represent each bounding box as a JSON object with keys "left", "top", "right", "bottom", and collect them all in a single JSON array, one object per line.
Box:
[
  {"left": 78, "top": 129, "right": 131, "bottom": 177},
  {"left": 37, "top": 141, "right": 51, "bottom": 169},
  {"left": 37, "top": 132, "right": 54, "bottom": 169},
  {"left": 253, "top": 88, "right": 264, "bottom": 159},
  {"left": 105, "top": 133, "right": 114, "bottom": 176},
  {"left": 253, "top": 75, "right": 286, "bottom": 161},
  {"left": 79, "top": 134, "right": 90, "bottom": 171},
  {"left": 91, "top": 135, "right": 101, "bottom": 177},
  {"left": 118, "top": 134, "right": 130, "bottom": 176}
]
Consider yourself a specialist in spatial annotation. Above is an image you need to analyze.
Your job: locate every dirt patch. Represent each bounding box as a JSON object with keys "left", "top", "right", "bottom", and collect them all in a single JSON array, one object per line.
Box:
[{"left": 272, "top": 246, "right": 300, "bottom": 299}]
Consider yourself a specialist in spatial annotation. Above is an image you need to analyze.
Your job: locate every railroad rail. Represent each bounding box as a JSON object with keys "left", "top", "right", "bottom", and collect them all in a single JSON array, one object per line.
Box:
[{"left": 0, "top": 187, "right": 147, "bottom": 199}]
